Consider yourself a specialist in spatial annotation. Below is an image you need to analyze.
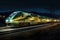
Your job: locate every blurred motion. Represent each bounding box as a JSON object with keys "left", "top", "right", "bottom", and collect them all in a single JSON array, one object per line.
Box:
[
  {"left": 0, "top": 0, "right": 60, "bottom": 40},
  {"left": 0, "top": 11, "right": 60, "bottom": 40},
  {"left": 5, "top": 11, "right": 60, "bottom": 28}
]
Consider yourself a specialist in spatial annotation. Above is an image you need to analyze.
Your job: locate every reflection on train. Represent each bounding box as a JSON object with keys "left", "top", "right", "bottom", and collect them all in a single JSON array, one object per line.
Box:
[{"left": 5, "top": 11, "right": 60, "bottom": 27}]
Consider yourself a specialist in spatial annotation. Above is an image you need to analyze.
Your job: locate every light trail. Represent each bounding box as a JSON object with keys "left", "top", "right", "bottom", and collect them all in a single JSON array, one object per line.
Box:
[
  {"left": 0, "top": 23, "right": 59, "bottom": 38},
  {"left": 0, "top": 23, "right": 51, "bottom": 32}
]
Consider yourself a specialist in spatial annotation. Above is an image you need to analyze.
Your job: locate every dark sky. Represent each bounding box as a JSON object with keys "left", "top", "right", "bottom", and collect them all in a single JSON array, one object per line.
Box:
[
  {"left": 0, "top": 0, "right": 60, "bottom": 15},
  {"left": 0, "top": 0, "right": 51, "bottom": 9}
]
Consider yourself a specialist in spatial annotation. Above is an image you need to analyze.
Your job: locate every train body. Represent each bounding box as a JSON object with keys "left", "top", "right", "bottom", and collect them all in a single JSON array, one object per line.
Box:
[{"left": 5, "top": 11, "right": 60, "bottom": 27}]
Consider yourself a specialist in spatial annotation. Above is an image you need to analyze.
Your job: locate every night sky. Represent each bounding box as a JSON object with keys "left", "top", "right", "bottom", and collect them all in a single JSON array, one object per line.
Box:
[{"left": 0, "top": 0, "right": 60, "bottom": 15}]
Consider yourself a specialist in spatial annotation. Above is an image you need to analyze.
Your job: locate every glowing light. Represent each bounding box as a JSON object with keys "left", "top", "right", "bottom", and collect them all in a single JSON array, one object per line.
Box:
[
  {"left": 54, "top": 20, "right": 57, "bottom": 22},
  {"left": 10, "top": 20, "right": 13, "bottom": 22},
  {"left": 53, "top": 19, "right": 60, "bottom": 22},
  {"left": 23, "top": 12, "right": 31, "bottom": 16},
  {"left": 13, "top": 16, "right": 26, "bottom": 21},
  {"left": 6, "top": 20, "right": 8, "bottom": 23},
  {"left": 46, "top": 19, "right": 51, "bottom": 22},
  {"left": 5, "top": 19, "right": 13, "bottom": 23}
]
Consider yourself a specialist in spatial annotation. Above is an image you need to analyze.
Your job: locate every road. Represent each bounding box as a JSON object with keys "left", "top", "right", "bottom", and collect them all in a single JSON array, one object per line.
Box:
[{"left": 0, "top": 22, "right": 60, "bottom": 40}]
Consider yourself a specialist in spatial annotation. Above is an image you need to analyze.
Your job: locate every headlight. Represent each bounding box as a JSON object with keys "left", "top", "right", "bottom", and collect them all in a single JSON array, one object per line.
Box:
[
  {"left": 5, "top": 20, "right": 8, "bottom": 23},
  {"left": 5, "top": 20, "right": 13, "bottom": 23},
  {"left": 10, "top": 20, "right": 13, "bottom": 22}
]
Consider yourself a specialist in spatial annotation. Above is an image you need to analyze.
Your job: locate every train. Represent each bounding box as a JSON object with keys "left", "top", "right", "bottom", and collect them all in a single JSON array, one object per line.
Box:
[{"left": 5, "top": 11, "right": 60, "bottom": 27}]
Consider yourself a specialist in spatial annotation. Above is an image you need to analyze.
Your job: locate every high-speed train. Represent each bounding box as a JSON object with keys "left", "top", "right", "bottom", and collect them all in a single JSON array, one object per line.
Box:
[{"left": 5, "top": 11, "right": 60, "bottom": 27}]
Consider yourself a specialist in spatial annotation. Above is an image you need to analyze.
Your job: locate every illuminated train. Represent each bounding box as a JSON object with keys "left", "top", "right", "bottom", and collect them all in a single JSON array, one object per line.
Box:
[{"left": 5, "top": 11, "right": 60, "bottom": 27}]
